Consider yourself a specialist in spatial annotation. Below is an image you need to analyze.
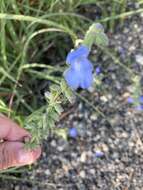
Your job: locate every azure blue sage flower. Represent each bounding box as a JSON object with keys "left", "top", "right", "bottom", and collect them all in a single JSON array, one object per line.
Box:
[
  {"left": 127, "top": 95, "right": 143, "bottom": 111},
  {"left": 68, "top": 127, "right": 78, "bottom": 138},
  {"left": 95, "top": 66, "right": 101, "bottom": 75},
  {"left": 64, "top": 45, "right": 93, "bottom": 89},
  {"left": 95, "top": 150, "right": 104, "bottom": 158},
  {"left": 139, "top": 95, "right": 143, "bottom": 103},
  {"left": 127, "top": 97, "right": 134, "bottom": 104},
  {"left": 135, "top": 105, "right": 143, "bottom": 111}
]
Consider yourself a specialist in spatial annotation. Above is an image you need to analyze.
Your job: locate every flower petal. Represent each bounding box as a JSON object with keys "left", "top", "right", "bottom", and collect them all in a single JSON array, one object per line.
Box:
[
  {"left": 139, "top": 95, "right": 143, "bottom": 103},
  {"left": 95, "top": 66, "right": 101, "bottom": 75},
  {"left": 64, "top": 68, "right": 79, "bottom": 89},
  {"left": 66, "top": 45, "right": 90, "bottom": 65},
  {"left": 71, "top": 58, "right": 93, "bottom": 72},
  {"left": 127, "top": 97, "right": 134, "bottom": 104},
  {"left": 68, "top": 127, "right": 78, "bottom": 138},
  {"left": 79, "top": 70, "right": 93, "bottom": 89}
]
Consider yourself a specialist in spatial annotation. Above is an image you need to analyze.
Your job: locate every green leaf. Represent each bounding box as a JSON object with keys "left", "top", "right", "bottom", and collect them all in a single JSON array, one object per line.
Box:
[
  {"left": 54, "top": 104, "right": 64, "bottom": 114},
  {"left": 60, "top": 80, "right": 74, "bottom": 103},
  {"left": 95, "top": 32, "right": 109, "bottom": 46},
  {"left": 79, "top": 0, "right": 97, "bottom": 5},
  {"left": 54, "top": 128, "right": 67, "bottom": 140},
  {"left": 83, "top": 23, "right": 109, "bottom": 48},
  {"left": 50, "top": 84, "right": 61, "bottom": 92},
  {"left": 0, "top": 99, "right": 12, "bottom": 114}
]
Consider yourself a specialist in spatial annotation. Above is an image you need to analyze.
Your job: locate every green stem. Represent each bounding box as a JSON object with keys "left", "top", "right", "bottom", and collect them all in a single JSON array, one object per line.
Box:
[{"left": 100, "top": 8, "right": 143, "bottom": 23}]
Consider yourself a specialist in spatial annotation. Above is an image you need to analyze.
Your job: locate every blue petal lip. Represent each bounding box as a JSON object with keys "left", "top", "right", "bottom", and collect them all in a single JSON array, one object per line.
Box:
[
  {"left": 79, "top": 71, "right": 93, "bottom": 89},
  {"left": 66, "top": 45, "right": 90, "bottom": 65},
  {"left": 64, "top": 68, "right": 93, "bottom": 89},
  {"left": 71, "top": 58, "right": 93, "bottom": 71},
  {"left": 64, "top": 68, "right": 79, "bottom": 89},
  {"left": 64, "top": 59, "right": 93, "bottom": 89}
]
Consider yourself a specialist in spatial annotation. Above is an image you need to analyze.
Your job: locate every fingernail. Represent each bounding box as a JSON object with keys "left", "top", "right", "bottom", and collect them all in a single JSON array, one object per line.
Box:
[{"left": 18, "top": 149, "right": 32, "bottom": 164}]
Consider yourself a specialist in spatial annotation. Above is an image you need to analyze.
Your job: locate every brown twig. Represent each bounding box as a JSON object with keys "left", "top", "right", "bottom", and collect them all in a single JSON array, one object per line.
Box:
[{"left": 59, "top": 106, "right": 76, "bottom": 121}]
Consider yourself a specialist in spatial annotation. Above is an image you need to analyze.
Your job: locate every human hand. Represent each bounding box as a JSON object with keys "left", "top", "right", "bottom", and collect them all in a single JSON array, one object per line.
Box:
[{"left": 0, "top": 114, "right": 41, "bottom": 170}]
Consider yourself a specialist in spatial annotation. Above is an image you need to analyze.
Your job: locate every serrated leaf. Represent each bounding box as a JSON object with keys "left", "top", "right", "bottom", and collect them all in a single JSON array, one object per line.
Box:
[
  {"left": 95, "top": 32, "right": 109, "bottom": 46},
  {"left": 50, "top": 84, "right": 61, "bottom": 92},
  {"left": 54, "top": 104, "right": 64, "bottom": 114},
  {"left": 54, "top": 128, "right": 67, "bottom": 140},
  {"left": 48, "top": 118, "right": 55, "bottom": 128},
  {"left": 60, "top": 80, "right": 74, "bottom": 103},
  {"left": 60, "top": 79, "right": 67, "bottom": 91},
  {"left": 65, "top": 89, "right": 75, "bottom": 103}
]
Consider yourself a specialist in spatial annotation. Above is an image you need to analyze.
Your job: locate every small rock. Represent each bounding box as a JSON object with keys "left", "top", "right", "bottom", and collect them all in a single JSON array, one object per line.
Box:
[
  {"left": 57, "top": 146, "right": 64, "bottom": 152},
  {"left": 90, "top": 113, "right": 97, "bottom": 121},
  {"left": 45, "top": 169, "right": 51, "bottom": 176},
  {"left": 135, "top": 54, "right": 143, "bottom": 65},
  {"left": 89, "top": 169, "right": 95, "bottom": 175},
  {"left": 50, "top": 140, "right": 57, "bottom": 147},
  {"left": 100, "top": 96, "right": 108, "bottom": 102},
  {"left": 80, "top": 151, "right": 87, "bottom": 163},
  {"left": 101, "top": 144, "right": 109, "bottom": 152},
  {"left": 79, "top": 170, "right": 86, "bottom": 178},
  {"left": 129, "top": 45, "right": 136, "bottom": 52},
  {"left": 15, "top": 186, "right": 20, "bottom": 190}
]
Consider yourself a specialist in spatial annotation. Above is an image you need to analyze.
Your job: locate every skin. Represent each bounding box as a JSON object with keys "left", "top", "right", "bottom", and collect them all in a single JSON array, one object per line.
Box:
[{"left": 0, "top": 114, "right": 41, "bottom": 170}]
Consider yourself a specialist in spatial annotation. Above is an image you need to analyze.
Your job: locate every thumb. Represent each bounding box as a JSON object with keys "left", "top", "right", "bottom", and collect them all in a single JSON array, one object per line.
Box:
[{"left": 0, "top": 142, "right": 41, "bottom": 170}]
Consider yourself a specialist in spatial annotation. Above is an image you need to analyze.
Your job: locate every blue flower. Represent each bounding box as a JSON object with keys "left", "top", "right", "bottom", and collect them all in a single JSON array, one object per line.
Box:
[
  {"left": 64, "top": 45, "right": 93, "bottom": 89},
  {"left": 127, "top": 97, "right": 134, "bottom": 104},
  {"left": 95, "top": 150, "right": 104, "bottom": 158},
  {"left": 118, "top": 47, "right": 126, "bottom": 59},
  {"left": 68, "top": 127, "right": 78, "bottom": 138},
  {"left": 95, "top": 66, "right": 101, "bottom": 75},
  {"left": 135, "top": 105, "right": 143, "bottom": 111},
  {"left": 127, "top": 96, "right": 143, "bottom": 111},
  {"left": 139, "top": 95, "right": 143, "bottom": 103},
  {"left": 95, "top": 23, "right": 104, "bottom": 31}
]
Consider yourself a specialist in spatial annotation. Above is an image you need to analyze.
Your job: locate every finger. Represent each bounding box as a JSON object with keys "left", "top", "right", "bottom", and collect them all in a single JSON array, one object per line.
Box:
[
  {"left": 0, "top": 142, "right": 41, "bottom": 170},
  {"left": 0, "top": 115, "right": 30, "bottom": 141}
]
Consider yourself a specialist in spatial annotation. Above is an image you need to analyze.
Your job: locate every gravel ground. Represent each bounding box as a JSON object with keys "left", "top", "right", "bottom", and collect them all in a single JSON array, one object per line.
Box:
[{"left": 1, "top": 3, "right": 143, "bottom": 190}]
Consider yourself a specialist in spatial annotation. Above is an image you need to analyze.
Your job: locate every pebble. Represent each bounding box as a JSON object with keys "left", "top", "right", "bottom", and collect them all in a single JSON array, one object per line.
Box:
[
  {"left": 45, "top": 169, "right": 51, "bottom": 176},
  {"left": 57, "top": 146, "right": 65, "bottom": 152},
  {"left": 100, "top": 96, "right": 108, "bottom": 102},
  {"left": 51, "top": 140, "right": 57, "bottom": 147},
  {"left": 15, "top": 186, "right": 20, "bottom": 190},
  {"left": 89, "top": 169, "right": 95, "bottom": 175},
  {"left": 101, "top": 144, "right": 109, "bottom": 152},
  {"left": 90, "top": 113, "right": 97, "bottom": 121},
  {"left": 129, "top": 45, "right": 136, "bottom": 52},
  {"left": 80, "top": 151, "right": 87, "bottom": 163},
  {"left": 135, "top": 54, "right": 143, "bottom": 65},
  {"left": 79, "top": 170, "right": 86, "bottom": 178}
]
